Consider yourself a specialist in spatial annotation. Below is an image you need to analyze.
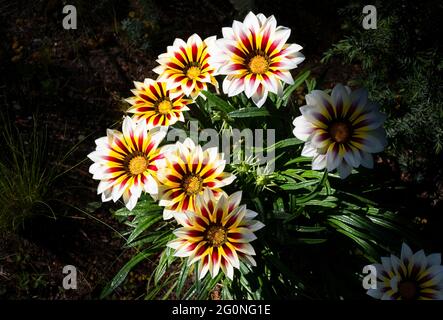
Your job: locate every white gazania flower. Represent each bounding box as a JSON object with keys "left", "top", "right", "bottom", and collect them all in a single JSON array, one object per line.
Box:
[
  {"left": 292, "top": 84, "right": 387, "bottom": 179},
  {"left": 210, "top": 11, "right": 305, "bottom": 107},
  {"left": 367, "top": 243, "right": 443, "bottom": 300},
  {"left": 157, "top": 138, "right": 236, "bottom": 220},
  {"left": 125, "top": 79, "right": 192, "bottom": 129},
  {"left": 88, "top": 116, "right": 167, "bottom": 210},
  {"left": 153, "top": 34, "right": 218, "bottom": 99},
  {"left": 167, "top": 190, "right": 265, "bottom": 280}
]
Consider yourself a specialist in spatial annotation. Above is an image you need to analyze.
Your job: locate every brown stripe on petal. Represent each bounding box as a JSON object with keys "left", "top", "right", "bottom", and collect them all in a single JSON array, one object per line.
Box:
[
  {"left": 191, "top": 43, "right": 198, "bottom": 62},
  {"left": 201, "top": 206, "right": 210, "bottom": 220},
  {"left": 173, "top": 162, "right": 187, "bottom": 177},
  {"left": 312, "top": 111, "right": 330, "bottom": 126},
  {"left": 182, "top": 196, "right": 190, "bottom": 210},
  {"left": 212, "top": 247, "right": 219, "bottom": 264},
  {"left": 166, "top": 62, "right": 183, "bottom": 72},
  {"left": 114, "top": 139, "right": 131, "bottom": 155},
  {"left": 222, "top": 244, "right": 233, "bottom": 258},
  {"left": 147, "top": 164, "right": 157, "bottom": 171},
  {"left": 103, "top": 155, "right": 124, "bottom": 164},
  {"left": 227, "top": 44, "right": 247, "bottom": 59},
  {"left": 228, "top": 232, "right": 242, "bottom": 240},
  {"left": 225, "top": 213, "right": 239, "bottom": 229},
  {"left": 205, "top": 181, "right": 216, "bottom": 188},
  {"left": 145, "top": 141, "right": 155, "bottom": 154},
  {"left": 187, "top": 230, "right": 204, "bottom": 238},
  {"left": 153, "top": 115, "right": 160, "bottom": 126},
  {"left": 216, "top": 208, "right": 223, "bottom": 223},
  {"left": 195, "top": 216, "right": 207, "bottom": 229},
  {"left": 167, "top": 175, "right": 182, "bottom": 183},
  {"left": 201, "top": 167, "right": 217, "bottom": 179},
  {"left": 195, "top": 243, "right": 208, "bottom": 257},
  {"left": 174, "top": 52, "right": 187, "bottom": 66},
  {"left": 240, "top": 33, "right": 253, "bottom": 53},
  {"left": 186, "top": 241, "right": 198, "bottom": 252},
  {"left": 207, "top": 200, "right": 214, "bottom": 212},
  {"left": 260, "top": 28, "right": 270, "bottom": 51}
]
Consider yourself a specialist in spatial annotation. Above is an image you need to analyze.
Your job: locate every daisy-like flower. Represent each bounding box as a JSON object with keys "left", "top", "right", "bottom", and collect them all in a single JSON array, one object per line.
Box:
[
  {"left": 292, "top": 84, "right": 387, "bottom": 179},
  {"left": 167, "top": 190, "right": 264, "bottom": 280},
  {"left": 153, "top": 34, "right": 218, "bottom": 99},
  {"left": 211, "top": 11, "right": 305, "bottom": 107},
  {"left": 367, "top": 243, "right": 443, "bottom": 300},
  {"left": 157, "top": 138, "right": 235, "bottom": 220},
  {"left": 125, "top": 79, "right": 192, "bottom": 128},
  {"left": 88, "top": 116, "right": 167, "bottom": 210}
]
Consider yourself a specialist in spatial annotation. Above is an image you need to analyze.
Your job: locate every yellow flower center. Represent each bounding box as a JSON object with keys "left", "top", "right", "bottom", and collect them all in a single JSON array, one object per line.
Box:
[
  {"left": 186, "top": 66, "right": 201, "bottom": 80},
  {"left": 182, "top": 174, "right": 203, "bottom": 195},
  {"left": 398, "top": 281, "right": 418, "bottom": 300},
  {"left": 248, "top": 55, "right": 269, "bottom": 74},
  {"left": 329, "top": 122, "right": 351, "bottom": 143},
  {"left": 205, "top": 225, "right": 227, "bottom": 247},
  {"left": 157, "top": 100, "right": 172, "bottom": 114},
  {"left": 128, "top": 156, "right": 148, "bottom": 175}
]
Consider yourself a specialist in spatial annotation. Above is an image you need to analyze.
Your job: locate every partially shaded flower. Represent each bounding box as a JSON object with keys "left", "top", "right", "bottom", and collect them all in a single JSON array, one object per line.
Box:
[
  {"left": 211, "top": 12, "right": 304, "bottom": 107},
  {"left": 125, "top": 79, "right": 192, "bottom": 128},
  {"left": 88, "top": 117, "right": 167, "bottom": 210},
  {"left": 167, "top": 190, "right": 264, "bottom": 280},
  {"left": 293, "top": 84, "right": 387, "bottom": 178},
  {"left": 367, "top": 243, "right": 443, "bottom": 300},
  {"left": 157, "top": 138, "right": 235, "bottom": 220},
  {"left": 153, "top": 34, "right": 218, "bottom": 99}
]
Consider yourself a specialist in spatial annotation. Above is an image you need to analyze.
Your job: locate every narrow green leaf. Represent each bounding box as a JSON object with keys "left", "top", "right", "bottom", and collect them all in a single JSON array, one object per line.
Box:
[
  {"left": 228, "top": 107, "right": 270, "bottom": 118},
  {"left": 127, "top": 215, "right": 163, "bottom": 244},
  {"left": 100, "top": 249, "right": 155, "bottom": 298}
]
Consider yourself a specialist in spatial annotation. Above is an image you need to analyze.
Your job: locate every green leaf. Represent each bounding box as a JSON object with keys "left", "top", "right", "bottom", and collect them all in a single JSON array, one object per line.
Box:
[
  {"left": 277, "top": 70, "right": 311, "bottom": 108},
  {"left": 127, "top": 214, "right": 163, "bottom": 244},
  {"left": 100, "top": 249, "right": 156, "bottom": 298},
  {"left": 202, "top": 90, "right": 235, "bottom": 113},
  {"left": 228, "top": 107, "right": 270, "bottom": 118},
  {"left": 280, "top": 179, "right": 319, "bottom": 191},
  {"left": 154, "top": 247, "right": 176, "bottom": 285},
  {"left": 175, "top": 261, "right": 190, "bottom": 298},
  {"left": 257, "top": 137, "right": 304, "bottom": 153},
  {"left": 284, "top": 156, "right": 312, "bottom": 166}
]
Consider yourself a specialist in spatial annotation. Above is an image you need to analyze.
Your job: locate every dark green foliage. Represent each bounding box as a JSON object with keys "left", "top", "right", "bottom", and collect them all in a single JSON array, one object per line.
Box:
[{"left": 322, "top": 0, "right": 443, "bottom": 181}]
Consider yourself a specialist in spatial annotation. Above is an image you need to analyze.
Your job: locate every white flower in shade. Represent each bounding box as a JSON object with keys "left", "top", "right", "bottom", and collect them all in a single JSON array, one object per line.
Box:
[
  {"left": 367, "top": 243, "right": 443, "bottom": 300},
  {"left": 88, "top": 117, "right": 167, "bottom": 210},
  {"left": 167, "top": 190, "right": 264, "bottom": 280},
  {"left": 292, "top": 84, "right": 387, "bottom": 179},
  {"left": 210, "top": 11, "right": 304, "bottom": 107},
  {"left": 153, "top": 34, "right": 218, "bottom": 99},
  {"left": 156, "top": 138, "right": 236, "bottom": 220}
]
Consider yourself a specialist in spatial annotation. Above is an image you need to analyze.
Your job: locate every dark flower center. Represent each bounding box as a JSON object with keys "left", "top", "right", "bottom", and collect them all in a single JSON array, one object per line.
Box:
[
  {"left": 205, "top": 224, "right": 227, "bottom": 247},
  {"left": 182, "top": 174, "right": 203, "bottom": 195},
  {"left": 329, "top": 121, "right": 352, "bottom": 143},
  {"left": 398, "top": 280, "right": 418, "bottom": 300}
]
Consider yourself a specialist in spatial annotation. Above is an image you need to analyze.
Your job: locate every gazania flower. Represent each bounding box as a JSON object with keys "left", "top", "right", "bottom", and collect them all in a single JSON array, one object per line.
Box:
[
  {"left": 88, "top": 116, "right": 167, "bottom": 210},
  {"left": 167, "top": 190, "right": 265, "bottom": 280},
  {"left": 292, "top": 84, "right": 387, "bottom": 179},
  {"left": 211, "top": 12, "right": 304, "bottom": 107},
  {"left": 125, "top": 79, "right": 192, "bottom": 128},
  {"left": 153, "top": 34, "right": 218, "bottom": 99},
  {"left": 367, "top": 243, "right": 443, "bottom": 300},
  {"left": 157, "top": 138, "right": 235, "bottom": 220}
]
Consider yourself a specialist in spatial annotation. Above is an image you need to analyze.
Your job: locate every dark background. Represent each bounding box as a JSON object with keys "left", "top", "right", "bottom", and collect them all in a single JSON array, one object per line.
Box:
[{"left": 0, "top": 0, "right": 441, "bottom": 299}]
